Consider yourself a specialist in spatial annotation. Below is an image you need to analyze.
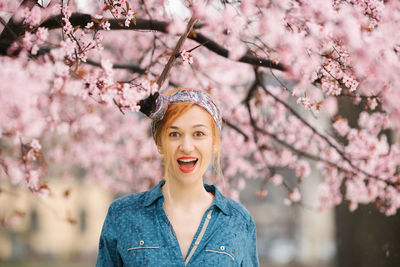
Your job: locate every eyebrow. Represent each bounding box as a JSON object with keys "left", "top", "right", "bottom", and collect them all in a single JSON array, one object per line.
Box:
[{"left": 169, "top": 124, "right": 209, "bottom": 129}]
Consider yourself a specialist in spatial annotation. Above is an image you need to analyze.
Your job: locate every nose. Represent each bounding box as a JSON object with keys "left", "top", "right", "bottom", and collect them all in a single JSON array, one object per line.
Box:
[{"left": 179, "top": 135, "right": 194, "bottom": 153}]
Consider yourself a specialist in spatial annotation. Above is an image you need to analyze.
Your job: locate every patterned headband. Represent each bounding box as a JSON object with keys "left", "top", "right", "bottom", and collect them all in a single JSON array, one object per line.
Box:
[{"left": 150, "top": 89, "right": 222, "bottom": 137}]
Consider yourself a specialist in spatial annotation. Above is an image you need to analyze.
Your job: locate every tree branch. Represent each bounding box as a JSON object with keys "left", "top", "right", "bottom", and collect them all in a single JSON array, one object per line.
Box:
[
  {"left": 0, "top": 0, "right": 38, "bottom": 55},
  {"left": 85, "top": 58, "right": 146, "bottom": 74},
  {"left": 222, "top": 118, "right": 249, "bottom": 142},
  {"left": 191, "top": 32, "right": 284, "bottom": 70},
  {"left": 243, "top": 78, "right": 261, "bottom": 143},
  {"left": 156, "top": 17, "right": 197, "bottom": 89},
  {"left": 1, "top": 12, "right": 285, "bottom": 71}
]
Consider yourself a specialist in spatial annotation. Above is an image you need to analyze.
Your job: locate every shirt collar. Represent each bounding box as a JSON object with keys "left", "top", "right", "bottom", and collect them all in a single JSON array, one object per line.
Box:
[
  {"left": 204, "top": 183, "right": 231, "bottom": 216},
  {"left": 143, "top": 180, "right": 165, "bottom": 207},
  {"left": 143, "top": 179, "right": 231, "bottom": 216}
]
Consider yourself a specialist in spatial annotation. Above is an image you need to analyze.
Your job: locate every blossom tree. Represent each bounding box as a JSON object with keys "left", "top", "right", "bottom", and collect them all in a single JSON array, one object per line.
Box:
[{"left": 1, "top": 0, "right": 400, "bottom": 217}]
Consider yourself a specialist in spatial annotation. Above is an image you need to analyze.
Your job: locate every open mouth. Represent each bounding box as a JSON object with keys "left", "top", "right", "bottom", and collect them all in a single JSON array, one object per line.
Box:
[{"left": 177, "top": 157, "right": 198, "bottom": 173}]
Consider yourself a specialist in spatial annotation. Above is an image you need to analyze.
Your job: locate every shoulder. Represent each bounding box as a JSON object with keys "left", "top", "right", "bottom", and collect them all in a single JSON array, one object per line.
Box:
[
  {"left": 107, "top": 190, "right": 148, "bottom": 217},
  {"left": 210, "top": 183, "right": 255, "bottom": 228},
  {"left": 224, "top": 196, "right": 256, "bottom": 229}
]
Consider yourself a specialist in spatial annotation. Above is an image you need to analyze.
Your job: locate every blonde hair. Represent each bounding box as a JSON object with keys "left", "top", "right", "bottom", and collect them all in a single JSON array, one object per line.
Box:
[{"left": 154, "top": 88, "right": 221, "bottom": 177}]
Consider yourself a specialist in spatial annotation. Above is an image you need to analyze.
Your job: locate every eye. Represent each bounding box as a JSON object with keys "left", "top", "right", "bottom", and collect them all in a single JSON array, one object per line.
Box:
[
  {"left": 194, "top": 131, "right": 205, "bottom": 137},
  {"left": 169, "top": 131, "right": 180, "bottom": 137}
]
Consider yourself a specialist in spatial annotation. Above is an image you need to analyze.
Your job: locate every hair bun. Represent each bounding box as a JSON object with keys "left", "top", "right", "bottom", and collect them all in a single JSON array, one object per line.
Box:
[{"left": 138, "top": 92, "right": 159, "bottom": 117}]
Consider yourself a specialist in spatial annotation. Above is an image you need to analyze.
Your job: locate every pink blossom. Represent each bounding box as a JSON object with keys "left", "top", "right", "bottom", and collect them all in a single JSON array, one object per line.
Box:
[
  {"left": 322, "top": 97, "right": 338, "bottom": 117},
  {"left": 101, "top": 59, "right": 114, "bottom": 75},
  {"left": 22, "top": 32, "right": 33, "bottom": 50},
  {"left": 296, "top": 97, "right": 313, "bottom": 110},
  {"left": 85, "top": 22, "right": 94, "bottom": 29},
  {"left": 237, "top": 178, "right": 246, "bottom": 190},
  {"left": 38, "top": 186, "right": 50, "bottom": 199},
  {"left": 367, "top": 97, "right": 378, "bottom": 110},
  {"left": 179, "top": 49, "right": 193, "bottom": 64},
  {"left": 36, "top": 27, "right": 48, "bottom": 43},
  {"left": 321, "top": 78, "right": 342, "bottom": 96},
  {"left": 62, "top": 18, "right": 73, "bottom": 34},
  {"left": 358, "top": 111, "right": 389, "bottom": 135},
  {"left": 349, "top": 201, "right": 358, "bottom": 212},
  {"left": 30, "top": 139, "right": 41, "bottom": 151},
  {"left": 317, "top": 182, "right": 343, "bottom": 211},
  {"left": 60, "top": 38, "right": 76, "bottom": 57},
  {"left": 279, "top": 149, "right": 296, "bottom": 167},
  {"left": 51, "top": 4, "right": 61, "bottom": 15},
  {"left": 295, "top": 160, "right": 311, "bottom": 180},
  {"left": 284, "top": 198, "right": 292, "bottom": 206},
  {"left": 256, "top": 188, "right": 268, "bottom": 199},
  {"left": 31, "top": 44, "right": 39, "bottom": 55},
  {"left": 25, "top": 170, "right": 40, "bottom": 191},
  {"left": 125, "top": 10, "right": 136, "bottom": 27},
  {"left": 270, "top": 174, "right": 283, "bottom": 186},
  {"left": 289, "top": 188, "right": 301, "bottom": 202},
  {"left": 333, "top": 118, "right": 350, "bottom": 136},
  {"left": 23, "top": 6, "right": 42, "bottom": 27},
  {"left": 101, "top": 21, "right": 111, "bottom": 31}
]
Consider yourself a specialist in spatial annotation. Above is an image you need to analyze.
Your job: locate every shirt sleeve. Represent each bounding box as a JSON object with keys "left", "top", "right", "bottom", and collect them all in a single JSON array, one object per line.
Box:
[
  {"left": 242, "top": 218, "right": 260, "bottom": 267},
  {"left": 96, "top": 204, "right": 122, "bottom": 267}
]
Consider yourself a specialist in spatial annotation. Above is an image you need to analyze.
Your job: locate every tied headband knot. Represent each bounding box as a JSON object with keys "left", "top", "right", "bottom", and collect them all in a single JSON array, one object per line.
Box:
[{"left": 146, "top": 89, "right": 222, "bottom": 137}]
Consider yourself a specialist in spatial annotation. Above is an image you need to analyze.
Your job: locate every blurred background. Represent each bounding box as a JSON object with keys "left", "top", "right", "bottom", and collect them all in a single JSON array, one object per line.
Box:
[{"left": 1, "top": 169, "right": 399, "bottom": 267}]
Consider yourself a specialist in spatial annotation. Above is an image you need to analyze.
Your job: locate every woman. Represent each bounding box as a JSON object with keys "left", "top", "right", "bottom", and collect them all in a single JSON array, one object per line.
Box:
[{"left": 96, "top": 88, "right": 259, "bottom": 266}]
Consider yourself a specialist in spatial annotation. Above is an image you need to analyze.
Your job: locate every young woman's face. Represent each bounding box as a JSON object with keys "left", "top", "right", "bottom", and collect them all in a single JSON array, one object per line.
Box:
[{"left": 163, "top": 105, "right": 214, "bottom": 185}]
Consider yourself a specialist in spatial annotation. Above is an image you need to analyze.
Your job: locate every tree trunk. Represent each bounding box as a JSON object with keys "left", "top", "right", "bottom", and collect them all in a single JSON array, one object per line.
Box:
[{"left": 335, "top": 203, "right": 400, "bottom": 267}]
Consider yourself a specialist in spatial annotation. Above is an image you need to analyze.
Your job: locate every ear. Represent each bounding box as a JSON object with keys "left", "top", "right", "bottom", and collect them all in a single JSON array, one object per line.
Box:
[{"left": 157, "top": 146, "right": 163, "bottom": 154}]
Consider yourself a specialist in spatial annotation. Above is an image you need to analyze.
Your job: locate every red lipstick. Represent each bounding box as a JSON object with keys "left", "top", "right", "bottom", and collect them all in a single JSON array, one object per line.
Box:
[{"left": 177, "top": 157, "right": 198, "bottom": 173}]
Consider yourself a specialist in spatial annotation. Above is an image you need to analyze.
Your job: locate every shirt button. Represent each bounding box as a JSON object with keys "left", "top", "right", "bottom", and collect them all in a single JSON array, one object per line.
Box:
[
  {"left": 220, "top": 246, "right": 225, "bottom": 251},
  {"left": 207, "top": 214, "right": 212, "bottom": 219},
  {"left": 139, "top": 240, "right": 144, "bottom": 246}
]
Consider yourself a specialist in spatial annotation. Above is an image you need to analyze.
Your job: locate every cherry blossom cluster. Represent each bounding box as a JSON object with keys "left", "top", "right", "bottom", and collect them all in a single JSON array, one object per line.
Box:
[
  {"left": 179, "top": 49, "right": 193, "bottom": 64},
  {"left": 102, "top": 0, "right": 138, "bottom": 27},
  {"left": 1, "top": 0, "right": 400, "bottom": 217}
]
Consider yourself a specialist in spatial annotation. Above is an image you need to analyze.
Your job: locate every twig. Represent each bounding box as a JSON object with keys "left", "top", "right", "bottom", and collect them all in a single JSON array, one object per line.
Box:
[
  {"left": 222, "top": 118, "right": 249, "bottom": 141},
  {"left": 156, "top": 17, "right": 197, "bottom": 89},
  {"left": 187, "top": 41, "right": 209, "bottom": 53},
  {"left": 8, "top": 13, "right": 284, "bottom": 71},
  {"left": 243, "top": 78, "right": 260, "bottom": 142}
]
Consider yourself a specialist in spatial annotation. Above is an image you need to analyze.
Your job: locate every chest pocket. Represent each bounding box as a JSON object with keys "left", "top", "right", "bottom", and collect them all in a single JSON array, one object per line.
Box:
[
  {"left": 125, "top": 240, "right": 168, "bottom": 267},
  {"left": 202, "top": 242, "right": 239, "bottom": 267}
]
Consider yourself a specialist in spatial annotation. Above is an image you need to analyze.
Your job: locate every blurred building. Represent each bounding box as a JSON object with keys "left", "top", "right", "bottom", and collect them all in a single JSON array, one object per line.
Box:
[{"left": 0, "top": 179, "right": 112, "bottom": 261}]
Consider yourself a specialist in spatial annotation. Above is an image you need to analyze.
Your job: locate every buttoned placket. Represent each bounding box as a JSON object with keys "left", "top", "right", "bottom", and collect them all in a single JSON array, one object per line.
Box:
[{"left": 155, "top": 197, "right": 217, "bottom": 266}]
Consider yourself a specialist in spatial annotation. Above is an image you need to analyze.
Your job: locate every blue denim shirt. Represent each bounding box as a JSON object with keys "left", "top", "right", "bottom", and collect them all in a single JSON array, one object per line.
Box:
[{"left": 96, "top": 180, "right": 259, "bottom": 266}]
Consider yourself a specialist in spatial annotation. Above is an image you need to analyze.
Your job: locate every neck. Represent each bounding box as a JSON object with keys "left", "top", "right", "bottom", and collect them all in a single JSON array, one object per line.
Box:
[{"left": 162, "top": 177, "right": 212, "bottom": 211}]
